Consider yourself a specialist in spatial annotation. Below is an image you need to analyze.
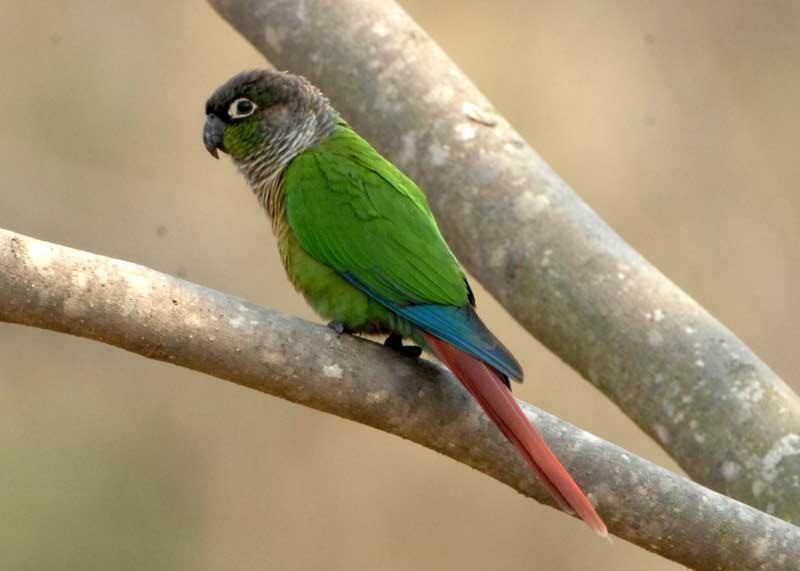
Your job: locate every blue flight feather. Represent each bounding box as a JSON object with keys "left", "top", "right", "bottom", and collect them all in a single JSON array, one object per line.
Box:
[{"left": 342, "top": 273, "right": 524, "bottom": 381}]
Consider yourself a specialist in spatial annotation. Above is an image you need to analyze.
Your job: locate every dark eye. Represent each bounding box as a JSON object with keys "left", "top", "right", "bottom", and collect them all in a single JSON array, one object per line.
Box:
[{"left": 228, "top": 97, "right": 257, "bottom": 119}]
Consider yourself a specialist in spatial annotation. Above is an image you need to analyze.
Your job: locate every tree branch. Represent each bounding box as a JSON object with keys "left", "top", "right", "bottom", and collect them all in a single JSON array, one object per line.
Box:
[
  {"left": 2, "top": 227, "right": 799, "bottom": 570},
  {"left": 206, "top": 0, "right": 800, "bottom": 521}
]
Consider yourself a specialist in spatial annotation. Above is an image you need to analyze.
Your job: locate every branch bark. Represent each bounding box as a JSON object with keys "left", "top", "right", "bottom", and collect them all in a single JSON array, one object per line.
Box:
[
  {"left": 206, "top": 0, "right": 800, "bottom": 521},
  {"left": 2, "top": 228, "right": 800, "bottom": 570}
]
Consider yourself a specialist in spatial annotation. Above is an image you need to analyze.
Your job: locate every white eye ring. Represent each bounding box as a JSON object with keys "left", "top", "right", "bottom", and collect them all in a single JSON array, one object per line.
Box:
[{"left": 228, "top": 97, "right": 257, "bottom": 119}]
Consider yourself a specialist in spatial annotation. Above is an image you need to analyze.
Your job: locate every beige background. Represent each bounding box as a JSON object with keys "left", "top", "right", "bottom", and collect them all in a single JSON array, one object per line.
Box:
[{"left": 2, "top": 1, "right": 799, "bottom": 569}]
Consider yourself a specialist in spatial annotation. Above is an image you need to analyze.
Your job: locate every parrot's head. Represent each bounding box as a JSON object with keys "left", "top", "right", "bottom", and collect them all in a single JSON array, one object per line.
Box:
[{"left": 203, "top": 69, "right": 336, "bottom": 180}]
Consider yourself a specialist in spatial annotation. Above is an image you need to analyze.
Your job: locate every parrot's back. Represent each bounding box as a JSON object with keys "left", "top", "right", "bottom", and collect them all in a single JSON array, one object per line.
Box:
[{"left": 280, "top": 122, "right": 521, "bottom": 380}]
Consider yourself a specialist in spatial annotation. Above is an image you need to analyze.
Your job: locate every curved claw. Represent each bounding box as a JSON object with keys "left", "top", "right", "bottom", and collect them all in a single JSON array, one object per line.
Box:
[
  {"left": 384, "top": 333, "right": 422, "bottom": 358},
  {"left": 327, "top": 321, "right": 351, "bottom": 337}
]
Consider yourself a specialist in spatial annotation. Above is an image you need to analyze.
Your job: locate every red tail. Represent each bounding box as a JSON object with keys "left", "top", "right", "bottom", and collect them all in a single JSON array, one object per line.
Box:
[{"left": 424, "top": 333, "right": 607, "bottom": 536}]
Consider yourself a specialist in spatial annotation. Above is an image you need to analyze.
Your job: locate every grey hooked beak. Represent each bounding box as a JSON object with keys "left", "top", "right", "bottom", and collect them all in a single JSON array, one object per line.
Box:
[{"left": 203, "top": 114, "right": 227, "bottom": 159}]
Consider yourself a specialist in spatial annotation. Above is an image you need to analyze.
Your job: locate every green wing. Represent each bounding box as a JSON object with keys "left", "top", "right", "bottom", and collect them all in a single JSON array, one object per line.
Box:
[{"left": 284, "top": 123, "right": 469, "bottom": 308}]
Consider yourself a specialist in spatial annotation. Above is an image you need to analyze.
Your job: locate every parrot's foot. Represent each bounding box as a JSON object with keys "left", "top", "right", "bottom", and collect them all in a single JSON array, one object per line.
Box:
[
  {"left": 384, "top": 333, "right": 423, "bottom": 358},
  {"left": 327, "top": 320, "right": 353, "bottom": 337}
]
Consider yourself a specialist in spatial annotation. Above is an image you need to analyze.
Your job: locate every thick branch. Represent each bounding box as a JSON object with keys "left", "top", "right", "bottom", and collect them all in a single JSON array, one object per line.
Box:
[
  {"left": 2, "top": 228, "right": 800, "bottom": 570},
  {"left": 207, "top": 0, "right": 800, "bottom": 520}
]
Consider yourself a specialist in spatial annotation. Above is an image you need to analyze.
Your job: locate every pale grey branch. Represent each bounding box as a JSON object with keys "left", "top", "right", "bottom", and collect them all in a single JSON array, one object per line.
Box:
[
  {"left": 206, "top": 0, "right": 800, "bottom": 521},
  {"left": 2, "top": 228, "right": 799, "bottom": 570}
]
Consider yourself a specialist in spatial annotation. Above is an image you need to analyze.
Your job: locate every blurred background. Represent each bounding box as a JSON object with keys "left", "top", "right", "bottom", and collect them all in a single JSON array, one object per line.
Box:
[{"left": 1, "top": 1, "right": 799, "bottom": 569}]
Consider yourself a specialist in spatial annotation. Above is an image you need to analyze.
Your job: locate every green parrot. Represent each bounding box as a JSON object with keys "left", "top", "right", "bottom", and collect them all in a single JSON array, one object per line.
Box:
[{"left": 203, "top": 70, "right": 606, "bottom": 536}]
